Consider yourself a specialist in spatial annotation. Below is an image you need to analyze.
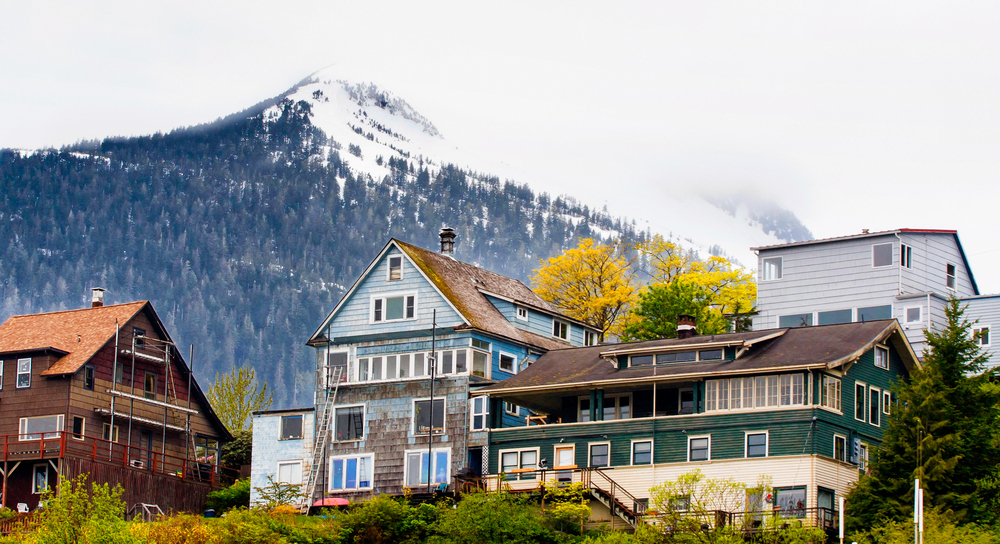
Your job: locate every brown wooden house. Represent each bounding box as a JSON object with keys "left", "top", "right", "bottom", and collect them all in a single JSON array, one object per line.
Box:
[{"left": 0, "top": 290, "right": 231, "bottom": 513}]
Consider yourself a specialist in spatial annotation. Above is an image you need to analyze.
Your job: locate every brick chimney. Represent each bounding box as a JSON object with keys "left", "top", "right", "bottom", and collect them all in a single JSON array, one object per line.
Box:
[
  {"left": 91, "top": 287, "right": 106, "bottom": 308},
  {"left": 677, "top": 314, "right": 696, "bottom": 339},
  {"left": 439, "top": 227, "right": 456, "bottom": 257}
]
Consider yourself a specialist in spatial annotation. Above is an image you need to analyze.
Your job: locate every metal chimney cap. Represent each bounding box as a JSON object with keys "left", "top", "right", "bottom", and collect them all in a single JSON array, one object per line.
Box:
[{"left": 439, "top": 227, "right": 457, "bottom": 256}]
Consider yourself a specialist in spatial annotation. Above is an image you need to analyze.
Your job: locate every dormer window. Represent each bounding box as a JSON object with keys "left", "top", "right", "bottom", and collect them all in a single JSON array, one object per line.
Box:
[
  {"left": 516, "top": 306, "right": 529, "bottom": 321},
  {"left": 388, "top": 256, "right": 403, "bottom": 281},
  {"left": 584, "top": 330, "right": 597, "bottom": 346},
  {"left": 552, "top": 320, "right": 569, "bottom": 340},
  {"left": 373, "top": 293, "right": 416, "bottom": 323}
]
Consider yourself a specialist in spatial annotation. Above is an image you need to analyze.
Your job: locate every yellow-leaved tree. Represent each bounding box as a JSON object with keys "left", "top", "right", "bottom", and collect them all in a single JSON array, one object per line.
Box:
[
  {"left": 531, "top": 238, "right": 638, "bottom": 340},
  {"left": 208, "top": 365, "right": 273, "bottom": 433}
]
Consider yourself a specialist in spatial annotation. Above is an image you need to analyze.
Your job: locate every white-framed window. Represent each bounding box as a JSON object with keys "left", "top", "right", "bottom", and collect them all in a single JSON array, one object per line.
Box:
[
  {"left": 946, "top": 263, "right": 957, "bottom": 290},
  {"left": 498, "top": 352, "right": 517, "bottom": 374},
  {"left": 32, "top": 464, "right": 49, "bottom": 494},
  {"left": 584, "top": 330, "right": 597, "bottom": 346},
  {"left": 329, "top": 453, "right": 374, "bottom": 491},
  {"left": 470, "top": 397, "right": 489, "bottom": 431},
  {"left": 335, "top": 404, "right": 364, "bottom": 441},
  {"left": 901, "top": 244, "right": 912, "bottom": 268},
  {"left": 855, "top": 382, "right": 867, "bottom": 422},
  {"left": 471, "top": 349, "right": 490, "bottom": 378},
  {"left": 833, "top": 434, "right": 847, "bottom": 462},
  {"left": 821, "top": 376, "right": 842, "bottom": 412},
  {"left": 974, "top": 326, "right": 991, "bottom": 347},
  {"left": 552, "top": 319, "right": 569, "bottom": 340},
  {"left": 905, "top": 306, "right": 922, "bottom": 325},
  {"left": 19, "top": 415, "right": 63, "bottom": 441},
  {"left": 71, "top": 416, "right": 85, "bottom": 441},
  {"left": 412, "top": 398, "right": 445, "bottom": 435},
  {"left": 762, "top": 256, "right": 782, "bottom": 281},
  {"left": 874, "top": 346, "right": 889, "bottom": 369},
  {"left": 778, "top": 313, "right": 813, "bottom": 328},
  {"left": 102, "top": 423, "right": 120, "bottom": 443},
  {"left": 387, "top": 255, "right": 403, "bottom": 281},
  {"left": 859, "top": 442, "right": 869, "bottom": 471},
  {"left": 745, "top": 431, "right": 768, "bottom": 458},
  {"left": 631, "top": 440, "right": 653, "bottom": 465},
  {"left": 371, "top": 292, "right": 417, "bottom": 323},
  {"left": 504, "top": 402, "right": 519, "bottom": 416},
  {"left": 883, "top": 390, "right": 892, "bottom": 416},
  {"left": 602, "top": 394, "right": 631, "bottom": 420},
  {"left": 516, "top": 306, "right": 529, "bottom": 321},
  {"left": 578, "top": 397, "right": 591, "bottom": 422},
  {"left": 277, "top": 460, "right": 303, "bottom": 485},
  {"left": 323, "top": 349, "right": 349, "bottom": 388},
  {"left": 869, "top": 386, "right": 881, "bottom": 427},
  {"left": 688, "top": 436, "right": 711, "bottom": 462},
  {"left": 356, "top": 349, "right": 470, "bottom": 382},
  {"left": 872, "top": 243, "right": 893, "bottom": 267},
  {"left": 404, "top": 448, "right": 449, "bottom": 487},
  {"left": 588, "top": 442, "right": 610, "bottom": 467},
  {"left": 280, "top": 414, "right": 303, "bottom": 440},
  {"left": 16, "top": 358, "right": 31, "bottom": 389},
  {"left": 500, "top": 448, "right": 539, "bottom": 480}
]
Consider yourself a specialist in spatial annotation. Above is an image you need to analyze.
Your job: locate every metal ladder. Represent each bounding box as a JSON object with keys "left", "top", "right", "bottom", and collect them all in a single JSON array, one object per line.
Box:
[{"left": 301, "top": 364, "right": 343, "bottom": 511}]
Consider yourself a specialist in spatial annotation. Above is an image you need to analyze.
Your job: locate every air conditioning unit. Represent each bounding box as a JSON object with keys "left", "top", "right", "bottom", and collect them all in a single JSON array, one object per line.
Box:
[{"left": 130, "top": 460, "right": 145, "bottom": 468}]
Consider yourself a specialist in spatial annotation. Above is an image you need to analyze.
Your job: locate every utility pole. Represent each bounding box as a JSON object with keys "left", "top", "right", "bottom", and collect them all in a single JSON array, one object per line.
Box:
[{"left": 426, "top": 309, "right": 436, "bottom": 494}]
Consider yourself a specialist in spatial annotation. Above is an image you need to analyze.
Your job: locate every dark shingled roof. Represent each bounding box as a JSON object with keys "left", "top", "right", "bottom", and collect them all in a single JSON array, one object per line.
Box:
[
  {"left": 393, "top": 240, "right": 590, "bottom": 350},
  {"left": 479, "top": 320, "right": 916, "bottom": 399}
]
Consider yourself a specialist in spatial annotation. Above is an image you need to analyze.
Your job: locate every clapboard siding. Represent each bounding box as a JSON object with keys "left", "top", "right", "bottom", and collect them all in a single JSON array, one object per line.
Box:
[
  {"left": 325, "top": 247, "right": 464, "bottom": 338},
  {"left": 961, "top": 296, "right": 1000, "bottom": 370},
  {"left": 899, "top": 233, "right": 976, "bottom": 297}
]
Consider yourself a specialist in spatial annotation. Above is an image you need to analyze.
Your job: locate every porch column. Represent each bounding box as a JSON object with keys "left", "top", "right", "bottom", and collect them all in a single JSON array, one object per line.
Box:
[
  {"left": 589, "top": 390, "right": 597, "bottom": 421},
  {"left": 595, "top": 389, "right": 605, "bottom": 421}
]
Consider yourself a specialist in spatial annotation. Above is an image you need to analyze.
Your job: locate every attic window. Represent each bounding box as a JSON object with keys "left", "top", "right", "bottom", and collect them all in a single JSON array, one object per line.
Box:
[
  {"left": 552, "top": 320, "right": 569, "bottom": 340},
  {"left": 656, "top": 352, "right": 696, "bottom": 364},
  {"left": 133, "top": 327, "right": 146, "bottom": 348},
  {"left": 946, "top": 263, "right": 956, "bottom": 290},
  {"left": 516, "top": 306, "right": 529, "bottom": 321},
  {"left": 388, "top": 256, "right": 402, "bottom": 281},
  {"left": 373, "top": 293, "right": 416, "bottom": 323}
]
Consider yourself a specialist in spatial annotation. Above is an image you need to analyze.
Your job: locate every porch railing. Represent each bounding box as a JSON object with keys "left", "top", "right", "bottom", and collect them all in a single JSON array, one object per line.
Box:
[{"left": 0, "top": 432, "right": 239, "bottom": 486}]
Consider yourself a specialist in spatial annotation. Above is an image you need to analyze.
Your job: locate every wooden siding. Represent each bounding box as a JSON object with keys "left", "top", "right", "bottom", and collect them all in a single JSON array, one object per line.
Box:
[
  {"left": 962, "top": 296, "right": 1000, "bottom": 370},
  {"left": 898, "top": 233, "right": 976, "bottom": 298},
  {"left": 324, "top": 247, "right": 464, "bottom": 339},
  {"left": 64, "top": 457, "right": 216, "bottom": 513},
  {"left": 0, "top": 352, "right": 70, "bottom": 437},
  {"left": 322, "top": 376, "right": 471, "bottom": 499}
]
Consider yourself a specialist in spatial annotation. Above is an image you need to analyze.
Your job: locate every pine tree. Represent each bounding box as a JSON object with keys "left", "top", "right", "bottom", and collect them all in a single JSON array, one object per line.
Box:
[{"left": 847, "top": 298, "right": 1000, "bottom": 530}]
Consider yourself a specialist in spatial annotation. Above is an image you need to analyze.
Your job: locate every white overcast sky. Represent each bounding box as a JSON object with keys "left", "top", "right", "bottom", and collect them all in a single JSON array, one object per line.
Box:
[{"left": 3, "top": 2, "right": 1000, "bottom": 289}]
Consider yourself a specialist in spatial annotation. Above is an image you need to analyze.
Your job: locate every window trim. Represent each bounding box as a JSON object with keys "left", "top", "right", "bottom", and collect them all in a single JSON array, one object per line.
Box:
[
  {"left": 946, "top": 263, "right": 957, "bottom": 290},
  {"left": 329, "top": 453, "right": 375, "bottom": 492},
  {"left": 32, "top": 463, "right": 49, "bottom": 495},
  {"left": 411, "top": 397, "right": 446, "bottom": 436},
  {"left": 143, "top": 371, "right": 157, "bottom": 400},
  {"left": 859, "top": 442, "right": 869, "bottom": 472},
  {"left": 553, "top": 443, "right": 577, "bottom": 470},
  {"left": 874, "top": 345, "right": 890, "bottom": 370},
  {"left": 833, "top": 433, "right": 848, "bottom": 462},
  {"left": 19, "top": 415, "right": 64, "bottom": 442},
  {"left": 744, "top": 431, "right": 769, "bottom": 458},
  {"left": 504, "top": 402, "right": 519, "bottom": 417},
  {"left": 370, "top": 291, "right": 418, "bottom": 324},
  {"left": 883, "top": 390, "right": 892, "bottom": 416},
  {"left": 515, "top": 306, "right": 529, "bottom": 321},
  {"left": 71, "top": 416, "right": 86, "bottom": 441},
  {"left": 584, "top": 330, "right": 597, "bottom": 346},
  {"left": 386, "top": 255, "right": 403, "bottom": 282},
  {"left": 498, "top": 351, "right": 518, "bottom": 374},
  {"left": 761, "top": 256, "right": 783, "bottom": 281},
  {"left": 588, "top": 441, "right": 611, "bottom": 468},
  {"left": 470, "top": 396, "right": 490, "bottom": 431},
  {"left": 334, "top": 403, "right": 365, "bottom": 442},
  {"left": 854, "top": 381, "right": 867, "bottom": 423},
  {"left": 904, "top": 306, "right": 923, "bottom": 325},
  {"left": 102, "top": 423, "right": 120, "bottom": 443},
  {"left": 498, "top": 446, "right": 541, "bottom": 476},
  {"left": 974, "top": 325, "right": 991, "bottom": 347},
  {"left": 820, "top": 375, "right": 842, "bottom": 413},
  {"left": 869, "top": 386, "right": 882, "bottom": 427},
  {"left": 403, "top": 448, "right": 450, "bottom": 488},
  {"left": 279, "top": 414, "right": 305, "bottom": 440},
  {"left": 276, "top": 460, "right": 303, "bottom": 486},
  {"left": 871, "top": 243, "right": 894, "bottom": 268},
  {"left": 83, "top": 364, "right": 95, "bottom": 391},
  {"left": 16, "top": 358, "right": 31, "bottom": 389},
  {"left": 901, "top": 243, "right": 912, "bottom": 268},
  {"left": 687, "top": 435, "right": 711, "bottom": 462},
  {"left": 630, "top": 439, "right": 654, "bottom": 466},
  {"left": 552, "top": 319, "right": 569, "bottom": 340}
]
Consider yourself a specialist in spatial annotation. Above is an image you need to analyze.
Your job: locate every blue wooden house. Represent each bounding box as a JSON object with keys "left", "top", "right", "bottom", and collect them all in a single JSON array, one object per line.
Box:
[{"left": 250, "top": 229, "right": 600, "bottom": 505}]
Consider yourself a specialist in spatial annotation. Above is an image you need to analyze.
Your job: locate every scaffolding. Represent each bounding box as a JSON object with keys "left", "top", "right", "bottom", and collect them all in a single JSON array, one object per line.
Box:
[{"left": 106, "top": 322, "right": 202, "bottom": 469}]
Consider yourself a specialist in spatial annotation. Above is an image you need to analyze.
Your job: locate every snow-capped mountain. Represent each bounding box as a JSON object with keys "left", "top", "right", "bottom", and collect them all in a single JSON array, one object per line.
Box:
[{"left": 272, "top": 67, "right": 812, "bottom": 266}]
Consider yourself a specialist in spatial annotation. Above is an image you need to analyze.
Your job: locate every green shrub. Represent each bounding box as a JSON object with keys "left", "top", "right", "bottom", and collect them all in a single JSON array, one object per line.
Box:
[
  {"left": 436, "top": 491, "right": 557, "bottom": 544},
  {"left": 337, "top": 495, "right": 438, "bottom": 544},
  {"left": 205, "top": 478, "right": 250, "bottom": 513},
  {"left": 28, "top": 473, "right": 140, "bottom": 544}
]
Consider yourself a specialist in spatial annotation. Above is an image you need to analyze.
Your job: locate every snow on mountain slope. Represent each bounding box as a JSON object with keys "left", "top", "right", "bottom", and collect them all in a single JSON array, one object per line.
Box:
[{"left": 274, "top": 67, "right": 810, "bottom": 268}]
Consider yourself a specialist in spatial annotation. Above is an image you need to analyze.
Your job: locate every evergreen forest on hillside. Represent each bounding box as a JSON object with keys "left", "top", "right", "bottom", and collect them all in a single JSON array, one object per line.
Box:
[{"left": 0, "top": 98, "right": 634, "bottom": 409}]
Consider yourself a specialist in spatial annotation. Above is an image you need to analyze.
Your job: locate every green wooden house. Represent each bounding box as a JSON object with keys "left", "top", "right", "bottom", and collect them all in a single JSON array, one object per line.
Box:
[{"left": 474, "top": 319, "right": 917, "bottom": 525}]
